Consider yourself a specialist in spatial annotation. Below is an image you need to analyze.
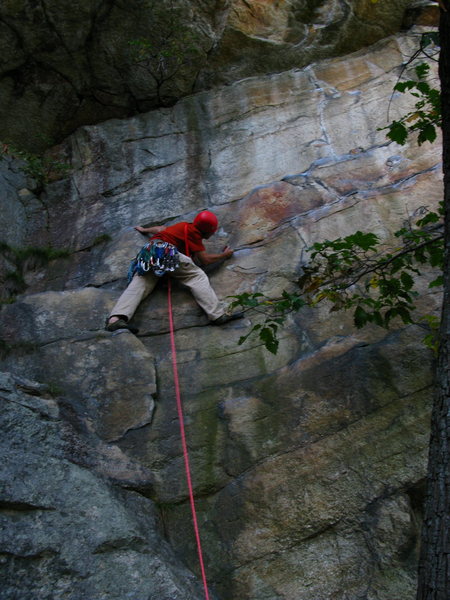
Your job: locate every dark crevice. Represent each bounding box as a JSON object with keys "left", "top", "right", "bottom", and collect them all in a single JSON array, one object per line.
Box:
[
  {"left": 92, "top": 535, "right": 149, "bottom": 555},
  {"left": 0, "top": 500, "right": 55, "bottom": 512}
]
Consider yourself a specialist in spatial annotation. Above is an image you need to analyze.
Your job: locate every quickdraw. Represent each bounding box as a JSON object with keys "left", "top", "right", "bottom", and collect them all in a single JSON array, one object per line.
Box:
[{"left": 128, "top": 239, "right": 180, "bottom": 281}]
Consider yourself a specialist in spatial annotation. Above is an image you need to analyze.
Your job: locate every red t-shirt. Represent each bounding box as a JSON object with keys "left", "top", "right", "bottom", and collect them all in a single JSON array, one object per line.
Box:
[{"left": 150, "top": 222, "right": 205, "bottom": 256}]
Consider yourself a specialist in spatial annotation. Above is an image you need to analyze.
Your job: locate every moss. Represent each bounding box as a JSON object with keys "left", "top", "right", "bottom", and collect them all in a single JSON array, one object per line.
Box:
[
  {"left": 0, "top": 241, "right": 11, "bottom": 254},
  {"left": 193, "top": 396, "right": 221, "bottom": 490},
  {"left": 13, "top": 246, "right": 70, "bottom": 265},
  {"left": 0, "top": 242, "right": 70, "bottom": 301},
  {"left": 4, "top": 270, "right": 25, "bottom": 286},
  {"left": 1, "top": 270, "right": 27, "bottom": 298},
  {"left": 0, "top": 339, "right": 38, "bottom": 360},
  {"left": 45, "top": 382, "right": 64, "bottom": 398},
  {"left": 92, "top": 234, "right": 112, "bottom": 246},
  {"left": 1, "top": 143, "right": 71, "bottom": 190}
]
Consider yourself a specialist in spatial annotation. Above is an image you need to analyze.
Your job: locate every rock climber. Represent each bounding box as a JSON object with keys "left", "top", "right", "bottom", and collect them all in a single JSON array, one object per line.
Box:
[{"left": 105, "top": 210, "right": 243, "bottom": 333}]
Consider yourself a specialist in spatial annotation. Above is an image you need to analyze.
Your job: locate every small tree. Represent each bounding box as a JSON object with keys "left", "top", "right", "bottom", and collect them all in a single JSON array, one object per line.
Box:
[{"left": 128, "top": 0, "right": 203, "bottom": 106}]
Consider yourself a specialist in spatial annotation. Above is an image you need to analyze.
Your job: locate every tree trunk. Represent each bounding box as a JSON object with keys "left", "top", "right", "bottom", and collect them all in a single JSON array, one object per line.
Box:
[{"left": 416, "top": 5, "right": 450, "bottom": 599}]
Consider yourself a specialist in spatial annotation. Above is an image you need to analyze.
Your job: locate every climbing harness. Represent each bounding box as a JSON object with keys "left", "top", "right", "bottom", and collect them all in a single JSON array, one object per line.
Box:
[
  {"left": 167, "top": 277, "right": 211, "bottom": 600},
  {"left": 128, "top": 240, "right": 180, "bottom": 281}
]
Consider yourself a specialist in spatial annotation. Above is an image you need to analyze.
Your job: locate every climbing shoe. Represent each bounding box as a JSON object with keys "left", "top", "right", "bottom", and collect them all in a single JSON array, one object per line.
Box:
[
  {"left": 211, "top": 311, "right": 244, "bottom": 326},
  {"left": 105, "top": 318, "right": 139, "bottom": 334}
]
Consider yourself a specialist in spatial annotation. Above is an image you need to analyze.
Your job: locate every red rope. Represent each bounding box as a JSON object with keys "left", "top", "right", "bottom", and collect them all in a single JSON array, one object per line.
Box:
[{"left": 167, "top": 277, "right": 211, "bottom": 600}]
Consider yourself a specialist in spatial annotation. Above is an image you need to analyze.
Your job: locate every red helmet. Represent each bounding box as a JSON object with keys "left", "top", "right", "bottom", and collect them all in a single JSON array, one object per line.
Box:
[{"left": 193, "top": 210, "right": 218, "bottom": 234}]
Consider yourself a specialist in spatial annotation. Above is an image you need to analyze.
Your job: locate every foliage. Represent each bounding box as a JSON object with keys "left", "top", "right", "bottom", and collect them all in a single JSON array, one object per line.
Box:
[
  {"left": 232, "top": 33, "right": 443, "bottom": 354},
  {"left": 381, "top": 63, "right": 441, "bottom": 146},
  {"left": 379, "top": 31, "right": 440, "bottom": 146},
  {"left": 230, "top": 207, "right": 444, "bottom": 354},
  {"left": 1, "top": 143, "right": 71, "bottom": 190},
  {"left": 304, "top": 209, "right": 443, "bottom": 326},
  {"left": 0, "top": 243, "right": 70, "bottom": 301},
  {"left": 229, "top": 291, "right": 306, "bottom": 355},
  {"left": 128, "top": 1, "right": 203, "bottom": 105}
]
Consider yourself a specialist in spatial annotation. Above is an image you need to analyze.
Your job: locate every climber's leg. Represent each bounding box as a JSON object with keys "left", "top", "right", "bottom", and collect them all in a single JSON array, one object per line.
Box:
[
  {"left": 172, "top": 255, "right": 224, "bottom": 321},
  {"left": 108, "top": 272, "right": 158, "bottom": 323}
]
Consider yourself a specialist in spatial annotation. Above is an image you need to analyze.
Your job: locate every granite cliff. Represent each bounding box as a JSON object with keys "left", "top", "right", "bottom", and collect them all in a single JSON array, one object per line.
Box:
[{"left": 0, "top": 4, "right": 443, "bottom": 600}]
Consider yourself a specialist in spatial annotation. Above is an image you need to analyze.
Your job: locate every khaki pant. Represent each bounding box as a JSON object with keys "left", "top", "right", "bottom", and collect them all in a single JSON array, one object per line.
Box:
[{"left": 109, "top": 254, "right": 224, "bottom": 322}]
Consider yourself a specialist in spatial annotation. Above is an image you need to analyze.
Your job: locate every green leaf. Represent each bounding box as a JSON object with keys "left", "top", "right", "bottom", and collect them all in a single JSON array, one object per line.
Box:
[
  {"left": 347, "top": 231, "right": 379, "bottom": 251},
  {"left": 415, "top": 211, "right": 441, "bottom": 227},
  {"left": 273, "top": 317, "right": 286, "bottom": 325},
  {"left": 400, "top": 271, "right": 414, "bottom": 291},
  {"left": 238, "top": 333, "right": 251, "bottom": 346},
  {"left": 394, "top": 81, "right": 415, "bottom": 93},
  {"left": 420, "top": 33, "right": 439, "bottom": 50},
  {"left": 423, "top": 333, "right": 439, "bottom": 354},
  {"left": 372, "top": 311, "right": 384, "bottom": 327},
  {"left": 416, "top": 81, "right": 431, "bottom": 95},
  {"left": 228, "top": 292, "right": 265, "bottom": 308},
  {"left": 292, "top": 297, "right": 306, "bottom": 310},
  {"left": 238, "top": 324, "right": 261, "bottom": 346},
  {"left": 387, "top": 121, "right": 408, "bottom": 145},
  {"left": 417, "top": 123, "right": 437, "bottom": 145},
  {"left": 429, "top": 275, "right": 443, "bottom": 288},
  {"left": 397, "top": 306, "right": 413, "bottom": 324},
  {"left": 354, "top": 306, "right": 368, "bottom": 328},
  {"left": 415, "top": 62, "right": 431, "bottom": 79},
  {"left": 259, "top": 327, "right": 279, "bottom": 355},
  {"left": 379, "top": 277, "right": 401, "bottom": 296}
]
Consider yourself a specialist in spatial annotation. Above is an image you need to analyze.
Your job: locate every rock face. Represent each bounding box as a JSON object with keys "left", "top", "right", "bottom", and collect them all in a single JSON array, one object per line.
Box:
[
  {"left": 201, "top": 0, "right": 417, "bottom": 86},
  {"left": 0, "top": 29, "right": 442, "bottom": 600},
  {"left": 0, "top": 371, "right": 208, "bottom": 600},
  {"left": 0, "top": 0, "right": 428, "bottom": 151}
]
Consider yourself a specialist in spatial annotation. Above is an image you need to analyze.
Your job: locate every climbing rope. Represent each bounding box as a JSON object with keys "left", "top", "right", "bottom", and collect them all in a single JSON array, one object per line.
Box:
[{"left": 167, "top": 276, "right": 211, "bottom": 600}]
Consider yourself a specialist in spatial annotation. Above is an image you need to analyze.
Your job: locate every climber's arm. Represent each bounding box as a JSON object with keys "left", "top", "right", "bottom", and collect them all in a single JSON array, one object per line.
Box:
[
  {"left": 135, "top": 225, "right": 165, "bottom": 235},
  {"left": 195, "top": 246, "right": 234, "bottom": 266}
]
